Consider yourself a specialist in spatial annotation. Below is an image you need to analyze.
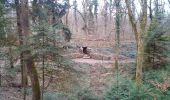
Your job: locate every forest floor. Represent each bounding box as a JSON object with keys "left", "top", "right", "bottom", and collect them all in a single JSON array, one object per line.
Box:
[
  {"left": 0, "top": 35, "right": 137, "bottom": 100},
  {"left": 68, "top": 37, "right": 136, "bottom": 97}
]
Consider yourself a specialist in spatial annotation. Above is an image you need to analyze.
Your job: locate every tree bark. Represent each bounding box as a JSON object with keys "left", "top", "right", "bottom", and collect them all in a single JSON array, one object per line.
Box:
[
  {"left": 21, "top": 0, "right": 41, "bottom": 99},
  {"left": 103, "top": 0, "right": 108, "bottom": 35},
  {"left": 125, "top": 0, "right": 147, "bottom": 86},
  {"left": 136, "top": 36, "right": 144, "bottom": 85},
  {"left": 82, "top": 0, "right": 88, "bottom": 34},
  {"left": 15, "top": 0, "right": 41, "bottom": 99},
  {"left": 24, "top": 51, "right": 40, "bottom": 100},
  {"left": 115, "top": 0, "right": 121, "bottom": 97},
  {"left": 149, "top": 0, "right": 153, "bottom": 21},
  {"left": 9, "top": 47, "right": 14, "bottom": 68},
  {"left": 15, "top": 0, "right": 28, "bottom": 88}
]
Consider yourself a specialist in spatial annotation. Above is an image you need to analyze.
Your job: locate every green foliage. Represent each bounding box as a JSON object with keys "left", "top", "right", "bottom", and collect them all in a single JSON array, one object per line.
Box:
[
  {"left": 28, "top": 0, "right": 72, "bottom": 68},
  {"left": 0, "top": 2, "right": 17, "bottom": 47},
  {"left": 143, "top": 68, "right": 170, "bottom": 83},
  {"left": 105, "top": 64, "right": 170, "bottom": 100},
  {"left": 143, "top": 65, "right": 170, "bottom": 100},
  {"left": 105, "top": 77, "right": 162, "bottom": 100},
  {"left": 30, "top": 21, "right": 65, "bottom": 58},
  {"left": 0, "top": 2, "right": 6, "bottom": 39},
  {"left": 43, "top": 92, "right": 68, "bottom": 100},
  {"left": 45, "top": 0, "right": 70, "bottom": 18},
  {"left": 53, "top": 22, "right": 72, "bottom": 42},
  {"left": 144, "top": 19, "right": 169, "bottom": 69},
  {"left": 31, "top": 0, "right": 72, "bottom": 42},
  {"left": 43, "top": 92, "right": 79, "bottom": 100},
  {"left": 76, "top": 89, "right": 98, "bottom": 100}
]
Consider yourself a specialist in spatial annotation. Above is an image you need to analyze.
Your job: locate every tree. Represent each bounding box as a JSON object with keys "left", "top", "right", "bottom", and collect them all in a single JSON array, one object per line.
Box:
[
  {"left": 87, "top": 0, "right": 95, "bottom": 34},
  {"left": 73, "top": 0, "right": 78, "bottom": 31},
  {"left": 93, "top": 0, "right": 98, "bottom": 34},
  {"left": 109, "top": 0, "right": 113, "bottom": 20},
  {"left": 144, "top": 0, "right": 169, "bottom": 69},
  {"left": 0, "top": 0, "right": 6, "bottom": 87},
  {"left": 15, "top": 0, "right": 27, "bottom": 88},
  {"left": 93, "top": 0, "right": 98, "bottom": 21},
  {"left": 114, "top": 0, "right": 122, "bottom": 99},
  {"left": 149, "top": 0, "right": 153, "bottom": 21},
  {"left": 0, "top": 1, "right": 6, "bottom": 38},
  {"left": 15, "top": 0, "right": 41, "bottom": 100},
  {"left": 144, "top": 20, "right": 168, "bottom": 69},
  {"left": 65, "top": 0, "right": 70, "bottom": 26},
  {"left": 30, "top": 0, "right": 71, "bottom": 99},
  {"left": 81, "top": 0, "right": 98, "bottom": 34},
  {"left": 103, "top": 0, "right": 109, "bottom": 35},
  {"left": 125, "top": 0, "right": 148, "bottom": 86}
]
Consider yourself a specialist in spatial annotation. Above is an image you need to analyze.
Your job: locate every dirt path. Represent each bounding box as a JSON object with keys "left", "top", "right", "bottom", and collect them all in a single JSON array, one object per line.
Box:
[{"left": 72, "top": 58, "right": 134, "bottom": 65}]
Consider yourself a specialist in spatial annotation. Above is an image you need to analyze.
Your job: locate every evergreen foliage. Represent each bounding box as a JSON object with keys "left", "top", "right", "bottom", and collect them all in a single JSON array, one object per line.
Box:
[
  {"left": 0, "top": 1, "right": 6, "bottom": 40},
  {"left": 77, "top": 89, "right": 98, "bottom": 100},
  {"left": 30, "top": 0, "right": 72, "bottom": 65},
  {"left": 144, "top": 19, "right": 169, "bottom": 69},
  {"left": 43, "top": 92, "right": 69, "bottom": 100},
  {"left": 105, "top": 76, "right": 164, "bottom": 100}
]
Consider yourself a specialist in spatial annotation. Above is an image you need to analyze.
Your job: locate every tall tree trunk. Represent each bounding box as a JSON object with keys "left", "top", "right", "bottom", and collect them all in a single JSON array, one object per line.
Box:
[
  {"left": 115, "top": 0, "right": 121, "bottom": 98},
  {"left": 109, "top": 0, "right": 113, "bottom": 20},
  {"left": 15, "top": 0, "right": 41, "bottom": 99},
  {"left": 73, "top": 0, "right": 78, "bottom": 32},
  {"left": 21, "top": 0, "right": 41, "bottom": 99},
  {"left": 24, "top": 51, "right": 41, "bottom": 100},
  {"left": 15, "top": 0, "right": 28, "bottom": 88},
  {"left": 125, "top": 0, "right": 147, "bottom": 86},
  {"left": 87, "top": 1, "right": 95, "bottom": 35},
  {"left": 94, "top": 0, "right": 98, "bottom": 31},
  {"left": 149, "top": 0, "right": 153, "bottom": 21},
  {"left": 103, "top": 0, "right": 108, "bottom": 35},
  {"left": 65, "top": 9, "right": 69, "bottom": 26},
  {"left": 136, "top": 37, "right": 144, "bottom": 85},
  {"left": 32, "top": 0, "right": 38, "bottom": 23},
  {"left": 9, "top": 47, "right": 14, "bottom": 68},
  {"left": 15, "top": 1, "right": 28, "bottom": 99},
  {"left": 0, "top": 66, "right": 1, "bottom": 86},
  {"left": 82, "top": 0, "right": 88, "bottom": 34}
]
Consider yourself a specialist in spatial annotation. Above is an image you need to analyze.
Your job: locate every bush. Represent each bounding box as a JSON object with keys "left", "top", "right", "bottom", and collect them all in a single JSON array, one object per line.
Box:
[
  {"left": 43, "top": 92, "right": 69, "bottom": 100},
  {"left": 43, "top": 90, "right": 99, "bottom": 100},
  {"left": 144, "top": 19, "right": 169, "bottom": 69},
  {"left": 77, "top": 89, "right": 98, "bottom": 100},
  {"left": 105, "top": 77, "right": 161, "bottom": 100}
]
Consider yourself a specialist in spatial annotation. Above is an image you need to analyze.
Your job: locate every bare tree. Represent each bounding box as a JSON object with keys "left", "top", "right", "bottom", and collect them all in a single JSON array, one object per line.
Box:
[
  {"left": 149, "top": 0, "right": 153, "bottom": 21},
  {"left": 103, "top": 0, "right": 109, "bottom": 35},
  {"left": 73, "top": 0, "right": 78, "bottom": 31},
  {"left": 125, "top": 0, "right": 148, "bottom": 86},
  {"left": 82, "top": 0, "right": 88, "bottom": 34}
]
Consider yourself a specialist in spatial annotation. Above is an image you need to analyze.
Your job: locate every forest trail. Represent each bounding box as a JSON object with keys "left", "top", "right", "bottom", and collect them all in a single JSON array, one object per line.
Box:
[{"left": 73, "top": 58, "right": 134, "bottom": 65}]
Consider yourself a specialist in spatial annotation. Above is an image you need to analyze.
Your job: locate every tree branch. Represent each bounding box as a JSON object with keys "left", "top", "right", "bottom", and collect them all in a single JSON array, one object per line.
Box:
[
  {"left": 125, "top": 0, "right": 138, "bottom": 41},
  {"left": 139, "top": 0, "right": 147, "bottom": 32}
]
